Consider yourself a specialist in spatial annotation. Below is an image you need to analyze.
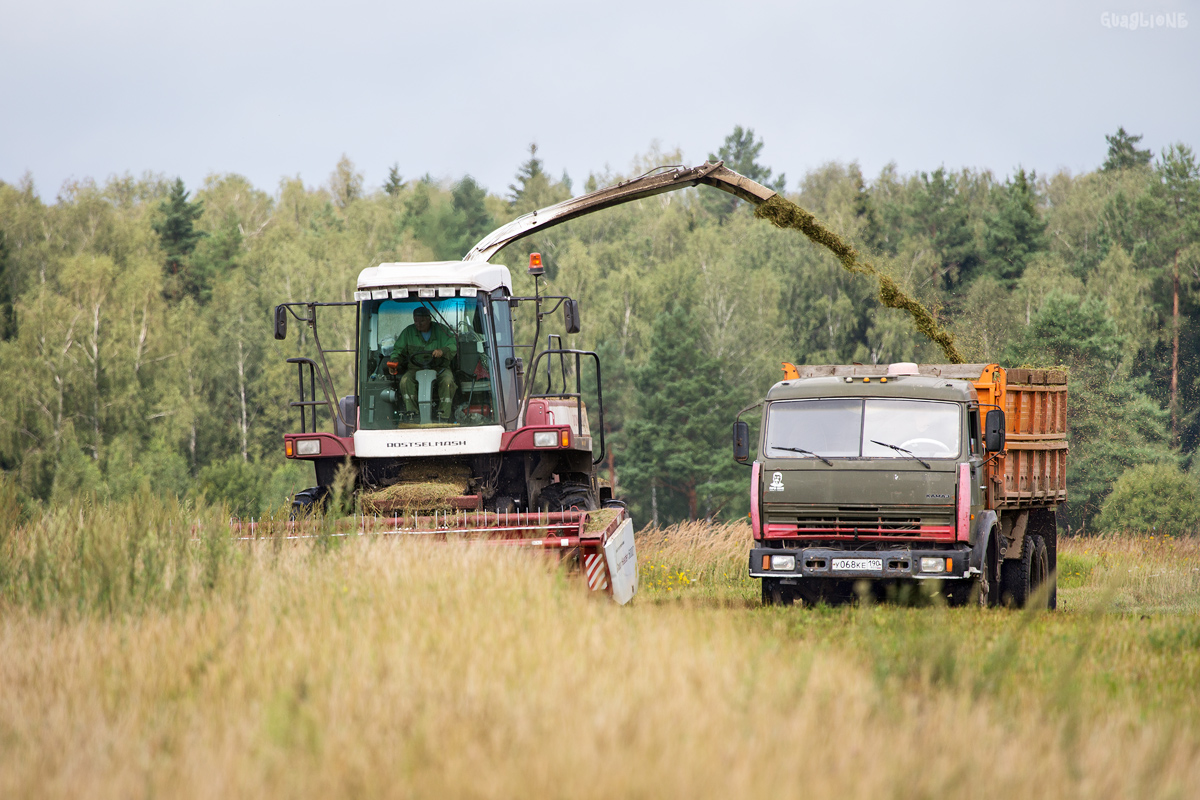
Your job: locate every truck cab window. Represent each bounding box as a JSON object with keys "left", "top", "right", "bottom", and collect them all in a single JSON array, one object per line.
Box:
[{"left": 765, "top": 398, "right": 961, "bottom": 460}]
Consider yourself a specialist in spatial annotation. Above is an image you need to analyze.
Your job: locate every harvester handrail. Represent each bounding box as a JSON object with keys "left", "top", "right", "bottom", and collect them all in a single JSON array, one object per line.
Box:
[
  {"left": 286, "top": 357, "right": 340, "bottom": 434},
  {"left": 525, "top": 347, "right": 606, "bottom": 466},
  {"left": 278, "top": 301, "right": 357, "bottom": 432}
]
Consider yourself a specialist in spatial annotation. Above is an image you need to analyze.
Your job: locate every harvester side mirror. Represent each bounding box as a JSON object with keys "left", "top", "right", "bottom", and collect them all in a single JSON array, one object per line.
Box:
[
  {"left": 985, "top": 409, "right": 1006, "bottom": 452},
  {"left": 733, "top": 421, "right": 750, "bottom": 463},
  {"left": 563, "top": 298, "right": 581, "bottom": 334},
  {"left": 274, "top": 305, "right": 287, "bottom": 340}
]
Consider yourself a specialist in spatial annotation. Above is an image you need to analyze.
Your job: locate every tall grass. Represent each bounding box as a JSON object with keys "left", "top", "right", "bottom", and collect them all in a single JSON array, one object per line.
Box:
[
  {"left": 0, "top": 486, "right": 270, "bottom": 615},
  {"left": 636, "top": 521, "right": 754, "bottom": 600},
  {"left": 3, "top": 498, "right": 1200, "bottom": 798}
]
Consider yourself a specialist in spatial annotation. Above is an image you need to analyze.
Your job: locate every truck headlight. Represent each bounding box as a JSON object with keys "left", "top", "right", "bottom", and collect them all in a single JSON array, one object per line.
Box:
[
  {"left": 296, "top": 439, "right": 321, "bottom": 456},
  {"left": 533, "top": 431, "right": 558, "bottom": 447},
  {"left": 771, "top": 555, "right": 796, "bottom": 571},
  {"left": 920, "top": 557, "right": 946, "bottom": 573}
]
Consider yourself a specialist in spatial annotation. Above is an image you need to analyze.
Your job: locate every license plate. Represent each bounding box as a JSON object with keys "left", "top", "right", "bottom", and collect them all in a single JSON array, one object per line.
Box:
[{"left": 832, "top": 558, "right": 883, "bottom": 572}]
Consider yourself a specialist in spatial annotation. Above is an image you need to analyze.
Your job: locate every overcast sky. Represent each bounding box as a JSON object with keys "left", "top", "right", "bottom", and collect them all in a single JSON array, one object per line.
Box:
[{"left": 2, "top": 0, "right": 1197, "bottom": 200}]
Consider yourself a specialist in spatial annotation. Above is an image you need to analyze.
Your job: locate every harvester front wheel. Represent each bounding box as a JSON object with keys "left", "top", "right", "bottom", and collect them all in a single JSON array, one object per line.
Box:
[
  {"left": 538, "top": 481, "right": 596, "bottom": 512},
  {"left": 290, "top": 486, "right": 330, "bottom": 519}
]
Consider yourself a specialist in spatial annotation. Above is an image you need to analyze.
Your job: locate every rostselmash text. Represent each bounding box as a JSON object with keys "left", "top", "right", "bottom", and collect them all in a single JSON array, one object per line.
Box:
[{"left": 386, "top": 440, "right": 468, "bottom": 448}]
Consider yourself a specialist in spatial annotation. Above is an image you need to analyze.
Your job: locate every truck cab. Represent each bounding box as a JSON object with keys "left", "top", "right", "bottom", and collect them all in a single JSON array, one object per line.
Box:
[{"left": 737, "top": 362, "right": 1064, "bottom": 607}]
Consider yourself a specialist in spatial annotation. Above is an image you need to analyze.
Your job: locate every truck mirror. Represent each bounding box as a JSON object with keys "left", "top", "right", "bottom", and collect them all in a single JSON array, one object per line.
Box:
[
  {"left": 985, "top": 409, "right": 1006, "bottom": 452},
  {"left": 733, "top": 421, "right": 750, "bottom": 463},
  {"left": 274, "top": 305, "right": 287, "bottom": 340},
  {"left": 563, "top": 298, "right": 581, "bottom": 334}
]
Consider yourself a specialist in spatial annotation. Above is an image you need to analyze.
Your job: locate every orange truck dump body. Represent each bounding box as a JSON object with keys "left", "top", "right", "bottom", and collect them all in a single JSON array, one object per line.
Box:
[{"left": 971, "top": 365, "right": 1068, "bottom": 509}]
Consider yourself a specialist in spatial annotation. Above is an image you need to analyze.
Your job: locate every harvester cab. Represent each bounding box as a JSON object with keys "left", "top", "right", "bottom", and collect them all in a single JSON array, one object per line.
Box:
[{"left": 277, "top": 256, "right": 603, "bottom": 517}]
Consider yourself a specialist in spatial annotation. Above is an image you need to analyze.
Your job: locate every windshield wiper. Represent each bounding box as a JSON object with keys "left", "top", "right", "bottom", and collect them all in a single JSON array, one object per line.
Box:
[
  {"left": 870, "top": 440, "right": 930, "bottom": 469},
  {"left": 773, "top": 446, "right": 833, "bottom": 466}
]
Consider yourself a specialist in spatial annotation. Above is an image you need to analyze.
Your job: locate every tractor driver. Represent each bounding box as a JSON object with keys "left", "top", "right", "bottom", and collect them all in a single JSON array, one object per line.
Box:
[{"left": 387, "top": 306, "right": 457, "bottom": 421}]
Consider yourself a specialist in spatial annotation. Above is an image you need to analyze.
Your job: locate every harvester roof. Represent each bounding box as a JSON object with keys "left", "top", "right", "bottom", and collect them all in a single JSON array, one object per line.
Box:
[{"left": 356, "top": 261, "right": 511, "bottom": 294}]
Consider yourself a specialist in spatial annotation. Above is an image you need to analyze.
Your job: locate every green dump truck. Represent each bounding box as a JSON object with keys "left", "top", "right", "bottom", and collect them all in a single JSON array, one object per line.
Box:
[{"left": 734, "top": 363, "right": 1067, "bottom": 607}]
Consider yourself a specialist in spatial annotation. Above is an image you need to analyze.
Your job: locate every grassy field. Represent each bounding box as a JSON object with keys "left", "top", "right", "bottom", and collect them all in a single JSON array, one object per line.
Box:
[{"left": 3, "top": 495, "right": 1200, "bottom": 798}]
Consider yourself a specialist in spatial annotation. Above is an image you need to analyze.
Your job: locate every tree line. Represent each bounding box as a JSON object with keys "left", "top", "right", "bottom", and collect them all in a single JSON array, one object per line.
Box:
[{"left": 1, "top": 128, "right": 1197, "bottom": 533}]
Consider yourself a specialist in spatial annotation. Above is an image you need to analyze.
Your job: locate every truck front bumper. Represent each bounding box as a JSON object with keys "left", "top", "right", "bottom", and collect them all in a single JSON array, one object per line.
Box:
[{"left": 749, "top": 546, "right": 973, "bottom": 581}]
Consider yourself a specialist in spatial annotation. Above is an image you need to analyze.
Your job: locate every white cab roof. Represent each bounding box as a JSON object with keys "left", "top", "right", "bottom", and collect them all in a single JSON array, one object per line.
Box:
[{"left": 356, "top": 261, "right": 511, "bottom": 293}]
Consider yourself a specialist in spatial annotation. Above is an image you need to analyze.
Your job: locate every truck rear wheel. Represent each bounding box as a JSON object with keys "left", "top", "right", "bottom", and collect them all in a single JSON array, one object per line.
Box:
[{"left": 1001, "top": 533, "right": 1050, "bottom": 608}]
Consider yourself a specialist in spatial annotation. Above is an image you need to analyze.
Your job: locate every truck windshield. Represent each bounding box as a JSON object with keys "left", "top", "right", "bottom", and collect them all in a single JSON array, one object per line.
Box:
[
  {"left": 358, "top": 294, "right": 498, "bottom": 429},
  {"left": 765, "top": 398, "right": 960, "bottom": 460}
]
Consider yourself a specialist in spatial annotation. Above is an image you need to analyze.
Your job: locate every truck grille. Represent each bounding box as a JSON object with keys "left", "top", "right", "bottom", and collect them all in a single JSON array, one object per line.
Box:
[
  {"left": 792, "top": 514, "right": 923, "bottom": 533},
  {"left": 763, "top": 510, "right": 955, "bottom": 540}
]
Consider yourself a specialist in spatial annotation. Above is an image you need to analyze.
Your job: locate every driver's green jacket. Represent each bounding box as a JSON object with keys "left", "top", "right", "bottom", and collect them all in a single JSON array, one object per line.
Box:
[{"left": 389, "top": 322, "right": 457, "bottom": 371}]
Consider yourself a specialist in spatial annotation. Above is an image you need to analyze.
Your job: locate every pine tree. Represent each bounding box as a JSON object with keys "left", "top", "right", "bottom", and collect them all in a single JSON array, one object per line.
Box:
[
  {"left": 704, "top": 126, "right": 786, "bottom": 222},
  {"left": 983, "top": 169, "right": 1047, "bottom": 287},
  {"left": 508, "top": 143, "right": 570, "bottom": 215},
  {"left": 384, "top": 164, "right": 405, "bottom": 197},
  {"left": 848, "top": 164, "right": 887, "bottom": 254},
  {"left": 709, "top": 125, "right": 784, "bottom": 188},
  {"left": 619, "top": 306, "right": 743, "bottom": 522},
  {"left": 908, "top": 167, "right": 980, "bottom": 287},
  {"left": 1102, "top": 127, "right": 1153, "bottom": 172},
  {"left": 451, "top": 175, "right": 493, "bottom": 257},
  {"left": 152, "top": 178, "right": 205, "bottom": 300},
  {"left": 187, "top": 209, "right": 243, "bottom": 303},
  {"left": 1134, "top": 144, "right": 1200, "bottom": 445}
]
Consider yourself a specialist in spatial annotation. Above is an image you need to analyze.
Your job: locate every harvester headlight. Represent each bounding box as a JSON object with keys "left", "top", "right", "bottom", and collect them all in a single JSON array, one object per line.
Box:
[
  {"left": 533, "top": 431, "right": 558, "bottom": 447},
  {"left": 771, "top": 555, "right": 796, "bottom": 571},
  {"left": 920, "top": 557, "right": 946, "bottom": 573},
  {"left": 296, "top": 439, "right": 321, "bottom": 456}
]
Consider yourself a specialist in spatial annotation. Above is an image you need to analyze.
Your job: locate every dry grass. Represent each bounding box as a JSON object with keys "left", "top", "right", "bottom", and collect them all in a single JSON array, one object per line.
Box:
[
  {"left": 1058, "top": 533, "right": 1200, "bottom": 613},
  {"left": 3, "top": 501, "right": 1200, "bottom": 798}
]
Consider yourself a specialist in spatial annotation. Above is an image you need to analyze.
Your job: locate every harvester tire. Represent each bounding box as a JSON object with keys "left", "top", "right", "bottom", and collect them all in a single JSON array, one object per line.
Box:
[
  {"left": 291, "top": 486, "right": 330, "bottom": 519},
  {"left": 538, "top": 481, "right": 596, "bottom": 512}
]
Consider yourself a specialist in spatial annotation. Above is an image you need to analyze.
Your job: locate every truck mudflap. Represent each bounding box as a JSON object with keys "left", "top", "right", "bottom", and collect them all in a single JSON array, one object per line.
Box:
[{"left": 749, "top": 546, "right": 973, "bottom": 581}]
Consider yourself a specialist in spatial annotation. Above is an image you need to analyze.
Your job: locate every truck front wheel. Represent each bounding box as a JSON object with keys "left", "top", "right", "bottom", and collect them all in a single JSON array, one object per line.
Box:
[
  {"left": 950, "top": 537, "right": 998, "bottom": 607},
  {"left": 761, "top": 579, "right": 794, "bottom": 606}
]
